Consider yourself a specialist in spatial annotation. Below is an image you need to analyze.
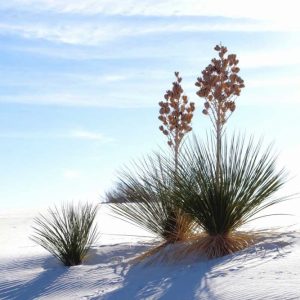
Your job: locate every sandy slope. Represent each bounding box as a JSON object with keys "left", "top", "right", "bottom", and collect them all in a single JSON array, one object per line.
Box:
[{"left": 0, "top": 204, "right": 300, "bottom": 300}]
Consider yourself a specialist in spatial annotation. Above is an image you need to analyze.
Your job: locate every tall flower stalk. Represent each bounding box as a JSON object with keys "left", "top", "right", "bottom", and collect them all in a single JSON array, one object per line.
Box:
[
  {"left": 195, "top": 44, "right": 245, "bottom": 183},
  {"left": 159, "top": 72, "right": 195, "bottom": 170}
]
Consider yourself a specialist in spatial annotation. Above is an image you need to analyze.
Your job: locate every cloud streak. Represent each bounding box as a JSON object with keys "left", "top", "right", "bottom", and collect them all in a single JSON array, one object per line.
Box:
[
  {"left": 0, "top": 19, "right": 284, "bottom": 46},
  {"left": 0, "top": 0, "right": 299, "bottom": 23},
  {"left": 1, "top": 13, "right": 299, "bottom": 47},
  {"left": 63, "top": 169, "right": 81, "bottom": 179},
  {"left": 69, "top": 129, "right": 114, "bottom": 142},
  {"left": 1, "top": 1, "right": 300, "bottom": 110},
  {"left": 0, "top": 129, "right": 114, "bottom": 142}
]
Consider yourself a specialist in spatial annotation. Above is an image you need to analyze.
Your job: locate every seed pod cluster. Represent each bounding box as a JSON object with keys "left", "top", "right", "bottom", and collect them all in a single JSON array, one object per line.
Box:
[
  {"left": 158, "top": 72, "right": 195, "bottom": 149},
  {"left": 195, "top": 44, "right": 245, "bottom": 125}
]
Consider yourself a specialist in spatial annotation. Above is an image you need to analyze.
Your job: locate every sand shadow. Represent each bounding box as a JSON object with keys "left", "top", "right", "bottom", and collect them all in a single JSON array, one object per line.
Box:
[
  {"left": 0, "top": 242, "right": 155, "bottom": 300},
  {"left": 85, "top": 242, "right": 154, "bottom": 265},
  {"left": 98, "top": 231, "right": 297, "bottom": 300},
  {"left": 0, "top": 255, "right": 68, "bottom": 300}
]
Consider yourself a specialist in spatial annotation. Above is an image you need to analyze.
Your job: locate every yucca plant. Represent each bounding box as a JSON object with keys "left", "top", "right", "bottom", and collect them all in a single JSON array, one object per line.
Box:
[
  {"left": 31, "top": 203, "right": 98, "bottom": 266},
  {"left": 173, "top": 134, "right": 290, "bottom": 258},
  {"left": 108, "top": 154, "right": 196, "bottom": 250},
  {"left": 106, "top": 72, "right": 196, "bottom": 262}
]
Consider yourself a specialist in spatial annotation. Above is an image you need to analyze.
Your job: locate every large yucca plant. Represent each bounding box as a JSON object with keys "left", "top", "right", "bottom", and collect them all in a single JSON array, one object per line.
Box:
[
  {"left": 108, "top": 154, "right": 196, "bottom": 248},
  {"left": 173, "top": 134, "right": 290, "bottom": 258},
  {"left": 31, "top": 203, "right": 98, "bottom": 266}
]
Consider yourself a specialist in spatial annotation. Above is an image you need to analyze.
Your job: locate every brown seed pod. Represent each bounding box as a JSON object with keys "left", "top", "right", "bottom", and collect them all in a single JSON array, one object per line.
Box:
[{"left": 204, "top": 102, "right": 210, "bottom": 109}]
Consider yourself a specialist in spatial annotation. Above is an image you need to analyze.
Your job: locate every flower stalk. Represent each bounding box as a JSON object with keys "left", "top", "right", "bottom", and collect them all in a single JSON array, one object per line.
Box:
[
  {"left": 195, "top": 44, "right": 245, "bottom": 184},
  {"left": 159, "top": 72, "right": 195, "bottom": 170}
]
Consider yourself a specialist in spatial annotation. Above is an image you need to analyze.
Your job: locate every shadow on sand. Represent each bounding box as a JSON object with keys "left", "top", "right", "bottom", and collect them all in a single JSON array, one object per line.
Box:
[
  {"left": 0, "top": 242, "right": 154, "bottom": 300},
  {"left": 0, "top": 255, "right": 67, "bottom": 300},
  {"left": 99, "top": 231, "right": 297, "bottom": 300},
  {"left": 0, "top": 232, "right": 296, "bottom": 300}
]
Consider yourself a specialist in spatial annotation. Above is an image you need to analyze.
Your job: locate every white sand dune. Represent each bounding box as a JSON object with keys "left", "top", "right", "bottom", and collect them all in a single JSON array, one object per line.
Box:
[{"left": 0, "top": 204, "right": 300, "bottom": 300}]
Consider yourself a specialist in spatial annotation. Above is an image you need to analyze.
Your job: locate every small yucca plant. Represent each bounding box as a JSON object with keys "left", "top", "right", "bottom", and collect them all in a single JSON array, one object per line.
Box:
[
  {"left": 31, "top": 203, "right": 98, "bottom": 266},
  {"left": 173, "top": 134, "right": 290, "bottom": 258},
  {"left": 108, "top": 155, "right": 196, "bottom": 248}
]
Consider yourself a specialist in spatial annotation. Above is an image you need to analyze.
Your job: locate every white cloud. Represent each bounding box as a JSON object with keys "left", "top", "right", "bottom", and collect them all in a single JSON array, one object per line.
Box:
[
  {"left": 0, "top": 0, "right": 299, "bottom": 24},
  {"left": 0, "top": 132, "right": 33, "bottom": 139},
  {"left": 0, "top": 93, "right": 99, "bottom": 106},
  {"left": 0, "top": 0, "right": 299, "bottom": 46},
  {"left": 0, "top": 92, "right": 157, "bottom": 107},
  {"left": 102, "top": 75, "right": 128, "bottom": 82},
  {"left": 0, "top": 20, "right": 282, "bottom": 46},
  {"left": 69, "top": 129, "right": 110, "bottom": 141},
  {"left": 63, "top": 169, "right": 81, "bottom": 179},
  {"left": 239, "top": 48, "right": 300, "bottom": 69},
  {"left": 0, "top": 23, "right": 253, "bottom": 45},
  {"left": 0, "top": 22, "right": 115, "bottom": 45},
  {"left": 247, "top": 77, "right": 300, "bottom": 88},
  {"left": 0, "top": 129, "right": 114, "bottom": 142},
  {"left": 0, "top": 0, "right": 298, "bottom": 52}
]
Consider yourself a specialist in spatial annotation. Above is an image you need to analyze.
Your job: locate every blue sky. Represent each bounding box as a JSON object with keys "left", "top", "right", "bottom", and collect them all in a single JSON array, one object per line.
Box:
[{"left": 0, "top": 0, "right": 300, "bottom": 210}]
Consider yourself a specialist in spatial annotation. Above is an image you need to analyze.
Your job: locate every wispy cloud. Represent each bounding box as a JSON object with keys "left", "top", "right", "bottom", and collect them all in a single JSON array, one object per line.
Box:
[
  {"left": 62, "top": 169, "right": 81, "bottom": 179},
  {"left": 247, "top": 77, "right": 300, "bottom": 88},
  {"left": 1, "top": 1, "right": 300, "bottom": 109},
  {"left": 0, "top": 129, "right": 114, "bottom": 142},
  {"left": 0, "top": 92, "right": 156, "bottom": 107},
  {"left": 69, "top": 129, "right": 114, "bottom": 142},
  {"left": 1, "top": 17, "right": 298, "bottom": 46},
  {"left": 0, "top": 20, "right": 274, "bottom": 46},
  {"left": 0, "top": 93, "right": 95, "bottom": 106},
  {"left": 239, "top": 48, "right": 300, "bottom": 69},
  {"left": 0, "top": 0, "right": 299, "bottom": 24}
]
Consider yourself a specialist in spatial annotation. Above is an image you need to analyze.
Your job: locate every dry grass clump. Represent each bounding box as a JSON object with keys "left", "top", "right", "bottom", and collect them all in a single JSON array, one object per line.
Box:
[{"left": 182, "top": 232, "right": 256, "bottom": 259}]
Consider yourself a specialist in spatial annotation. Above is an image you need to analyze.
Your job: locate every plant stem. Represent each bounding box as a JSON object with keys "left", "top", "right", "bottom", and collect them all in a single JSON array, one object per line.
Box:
[
  {"left": 174, "top": 127, "right": 179, "bottom": 172},
  {"left": 216, "top": 105, "right": 221, "bottom": 186}
]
